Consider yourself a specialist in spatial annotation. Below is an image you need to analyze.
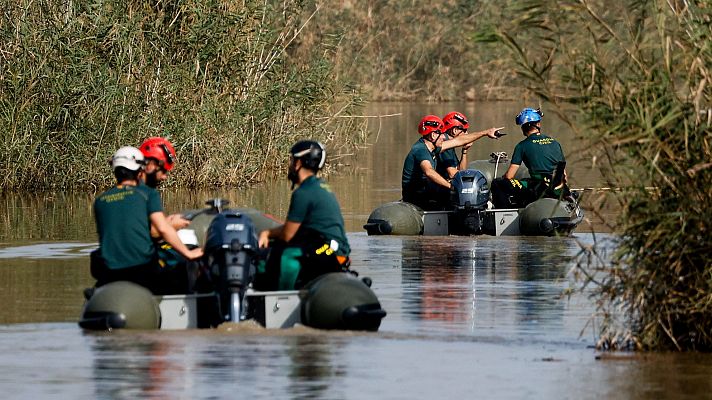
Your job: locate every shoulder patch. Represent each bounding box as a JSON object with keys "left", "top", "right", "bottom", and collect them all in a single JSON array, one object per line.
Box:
[{"left": 320, "top": 182, "right": 333, "bottom": 193}]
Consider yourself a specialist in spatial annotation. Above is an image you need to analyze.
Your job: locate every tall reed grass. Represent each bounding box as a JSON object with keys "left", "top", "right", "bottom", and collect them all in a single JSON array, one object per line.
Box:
[
  {"left": 296, "top": 1, "right": 518, "bottom": 101},
  {"left": 0, "top": 0, "right": 366, "bottom": 190},
  {"left": 485, "top": 0, "right": 711, "bottom": 350}
]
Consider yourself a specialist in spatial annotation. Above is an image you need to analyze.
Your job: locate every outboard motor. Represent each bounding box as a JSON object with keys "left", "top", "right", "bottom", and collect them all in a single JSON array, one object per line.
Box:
[
  {"left": 449, "top": 169, "right": 489, "bottom": 234},
  {"left": 204, "top": 211, "right": 259, "bottom": 323}
]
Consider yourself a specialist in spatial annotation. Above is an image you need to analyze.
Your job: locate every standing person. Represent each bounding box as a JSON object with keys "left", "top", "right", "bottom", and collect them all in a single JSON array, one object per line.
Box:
[
  {"left": 138, "top": 137, "right": 190, "bottom": 231},
  {"left": 402, "top": 115, "right": 503, "bottom": 210},
  {"left": 491, "top": 108, "right": 569, "bottom": 208},
  {"left": 256, "top": 140, "right": 351, "bottom": 290},
  {"left": 91, "top": 146, "right": 203, "bottom": 293}
]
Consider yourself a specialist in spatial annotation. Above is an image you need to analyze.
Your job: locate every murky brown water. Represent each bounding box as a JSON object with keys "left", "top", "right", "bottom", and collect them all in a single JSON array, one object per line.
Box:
[{"left": 1, "top": 102, "right": 709, "bottom": 399}]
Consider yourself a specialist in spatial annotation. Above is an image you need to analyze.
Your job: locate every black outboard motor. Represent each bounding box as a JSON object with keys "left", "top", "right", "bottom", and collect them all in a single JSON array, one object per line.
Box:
[
  {"left": 449, "top": 169, "right": 489, "bottom": 234},
  {"left": 204, "top": 211, "right": 259, "bottom": 323}
]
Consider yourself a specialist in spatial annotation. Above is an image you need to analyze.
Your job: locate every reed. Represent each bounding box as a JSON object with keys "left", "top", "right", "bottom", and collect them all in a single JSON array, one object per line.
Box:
[
  {"left": 485, "top": 0, "right": 711, "bottom": 350},
  {"left": 294, "top": 1, "right": 519, "bottom": 101},
  {"left": 0, "top": 0, "right": 366, "bottom": 190}
]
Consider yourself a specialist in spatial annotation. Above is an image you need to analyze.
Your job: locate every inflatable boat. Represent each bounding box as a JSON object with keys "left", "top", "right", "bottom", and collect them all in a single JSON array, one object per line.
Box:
[
  {"left": 364, "top": 153, "right": 584, "bottom": 237},
  {"left": 79, "top": 199, "right": 386, "bottom": 332}
]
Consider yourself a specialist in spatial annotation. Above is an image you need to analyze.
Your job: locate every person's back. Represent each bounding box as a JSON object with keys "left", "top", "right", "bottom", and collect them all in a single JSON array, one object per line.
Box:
[
  {"left": 492, "top": 108, "right": 569, "bottom": 208},
  {"left": 511, "top": 132, "right": 565, "bottom": 179},
  {"left": 94, "top": 183, "right": 162, "bottom": 270},
  {"left": 92, "top": 147, "right": 164, "bottom": 289},
  {"left": 288, "top": 175, "right": 350, "bottom": 256},
  {"left": 257, "top": 140, "right": 351, "bottom": 290},
  {"left": 90, "top": 146, "right": 203, "bottom": 293}
]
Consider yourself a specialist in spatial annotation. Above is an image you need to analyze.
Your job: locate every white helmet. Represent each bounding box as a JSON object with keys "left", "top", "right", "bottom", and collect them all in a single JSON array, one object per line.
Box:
[{"left": 111, "top": 146, "right": 144, "bottom": 171}]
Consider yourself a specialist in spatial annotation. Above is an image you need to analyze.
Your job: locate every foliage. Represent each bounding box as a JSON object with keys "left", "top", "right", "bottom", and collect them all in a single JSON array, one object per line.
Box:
[
  {"left": 0, "top": 0, "right": 366, "bottom": 190},
  {"left": 487, "top": 0, "right": 712, "bottom": 350},
  {"left": 296, "top": 0, "right": 518, "bottom": 101}
]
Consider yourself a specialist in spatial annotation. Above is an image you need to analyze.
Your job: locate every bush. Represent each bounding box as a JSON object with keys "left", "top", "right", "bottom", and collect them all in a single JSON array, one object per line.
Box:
[
  {"left": 486, "top": 0, "right": 712, "bottom": 351},
  {"left": 0, "top": 0, "right": 366, "bottom": 190},
  {"left": 296, "top": 1, "right": 518, "bottom": 101}
]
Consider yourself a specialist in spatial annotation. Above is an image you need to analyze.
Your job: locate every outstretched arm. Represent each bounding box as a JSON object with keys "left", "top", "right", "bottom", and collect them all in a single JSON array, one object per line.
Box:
[{"left": 440, "top": 127, "right": 504, "bottom": 151}]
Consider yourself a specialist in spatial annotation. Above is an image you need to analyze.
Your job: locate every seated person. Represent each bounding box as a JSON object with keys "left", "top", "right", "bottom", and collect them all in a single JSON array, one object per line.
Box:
[
  {"left": 256, "top": 140, "right": 351, "bottom": 290},
  {"left": 137, "top": 136, "right": 197, "bottom": 290},
  {"left": 433, "top": 111, "right": 473, "bottom": 205},
  {"left": 491, "top": 108, "right": 570, "bottom": 208},
  {"left": 138, "top": 137, "right": 191, "bottom": 232},
  {"left": 91, "top": 146, "right": 203, "bottom": 294},
  {"left": 402, "top": 114, "right": 503, "bottom": 211}
]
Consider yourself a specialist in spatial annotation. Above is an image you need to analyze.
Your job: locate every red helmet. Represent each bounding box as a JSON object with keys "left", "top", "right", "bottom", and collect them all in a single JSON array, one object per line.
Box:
[
  {"left": 139, "top": 137, "right": 176, "bottom": 171},
  {"left": 418, "top": 115, "right": 444, "bottom": 136},
  {"left": 442, "top": 111, "right": 469, "bottom": 133}
]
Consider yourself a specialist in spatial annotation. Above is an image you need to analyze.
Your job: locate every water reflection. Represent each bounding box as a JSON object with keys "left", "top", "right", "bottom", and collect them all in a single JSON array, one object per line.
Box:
[
  {"left": 286, "top": 336, "right": 341, "bottom": 400},
  {"left": 400, "top": 237, "right": 476, "bottom": 328},
  {"left": 86, "top": 330, "right": 351, "bottom": 400},
  {"left": 91, "top": 334, "right": 174, "bottom": 399},
  {"left": 0, "top": 243, "right": 94, "bottom": 259},
  {"left": 497, "top": 238, "right": 570, "bottom": 331},
  {"left": 398, "top": 235, "right": 576, "bottom": 339},
  {"left": 0, "top": 192, "right": 96, "bottom": 242},
  {"left": 0, "top": 255, "right": 92, "bottom": 324}
]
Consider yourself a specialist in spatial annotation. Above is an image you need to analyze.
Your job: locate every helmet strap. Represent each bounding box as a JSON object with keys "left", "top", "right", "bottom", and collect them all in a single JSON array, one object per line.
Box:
[
  {"left": 288, "top": 159, "right": 301, "bottom": 189},
  {"left": 522, "top": 122, "right": 540, "bottom": 136},
  {"left": 426, "top": 132, "right": 442, "bottom": 144}
]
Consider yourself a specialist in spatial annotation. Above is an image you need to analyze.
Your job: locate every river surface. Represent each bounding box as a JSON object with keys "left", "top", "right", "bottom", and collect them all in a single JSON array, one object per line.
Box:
[{"left": 1, "top": 102, "right": 711, "bottom": 399}]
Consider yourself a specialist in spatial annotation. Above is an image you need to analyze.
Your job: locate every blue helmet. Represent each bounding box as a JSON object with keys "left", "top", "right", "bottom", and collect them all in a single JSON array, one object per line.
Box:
[{"left": 515, "top": 108, "right": 543, "bottom": 125}]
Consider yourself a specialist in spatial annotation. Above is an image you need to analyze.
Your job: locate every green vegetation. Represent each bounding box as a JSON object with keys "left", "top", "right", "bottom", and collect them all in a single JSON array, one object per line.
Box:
[
  {"left": 0, "top": 0, "right": 365, "bottom": 190},
  {"left": 302, "top": 1, "right": 516, "bottom": 101},
  {"left": 482, "top": 0, "right": 711, "bottom": 350}
]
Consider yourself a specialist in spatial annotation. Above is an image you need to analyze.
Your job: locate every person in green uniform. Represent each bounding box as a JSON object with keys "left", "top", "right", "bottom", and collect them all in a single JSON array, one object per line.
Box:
[
  {"left": 256, "top": 140, "right": 351, "bottom": 290},
  {"left": 137, "top": 136, "right": 200, "bottom": 292},
  {"left": 432, "top": 112, "right": 473, "bottom": 205},
  {"left": 437, "top": 111, "right": 472, "bottom": 179},
  {"left": 491, "top": 108, "right": 570, "bottom": 208},
  {"left": 91, "top": 146, "right": 203, "bottom": 293},
  {"left": 402, "top": 114, "right": 503, "bottom": 210},
  {"left": 138, "top": 136, "right": 191, "bottom": 232}
]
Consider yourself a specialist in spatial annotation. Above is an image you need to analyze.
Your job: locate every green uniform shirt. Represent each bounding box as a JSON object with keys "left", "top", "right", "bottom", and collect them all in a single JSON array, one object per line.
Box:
[
  {"left": 402, "top": 137, "right": 440, "bottom": 197},
  {"left": 287, "top": 176, "right": 350, "bottom": 256},
  {"left": 94, "top": 184, "right": 163, "bottom": 269},
  {"left": 436, "top": 147, "right": 459, "bottom": 178},
  {"left": 511, "top": 133, "right": 565, "bottom": 176}
]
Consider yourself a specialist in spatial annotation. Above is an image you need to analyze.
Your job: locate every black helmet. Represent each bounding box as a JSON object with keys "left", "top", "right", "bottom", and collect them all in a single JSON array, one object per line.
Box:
[{"left": 290, "top": 140, "right": 326, "bottom": 171}]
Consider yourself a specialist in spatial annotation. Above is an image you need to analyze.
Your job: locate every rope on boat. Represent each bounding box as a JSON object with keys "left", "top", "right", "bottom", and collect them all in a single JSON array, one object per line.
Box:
[{"left": 570, "top": 187, "right": 657, "bottom": 192}]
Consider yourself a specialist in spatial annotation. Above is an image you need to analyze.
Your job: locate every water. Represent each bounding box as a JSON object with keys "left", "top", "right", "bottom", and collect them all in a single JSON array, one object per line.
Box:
[{"left": 1, "top": 102, "right": 710, "bottom": 399}]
